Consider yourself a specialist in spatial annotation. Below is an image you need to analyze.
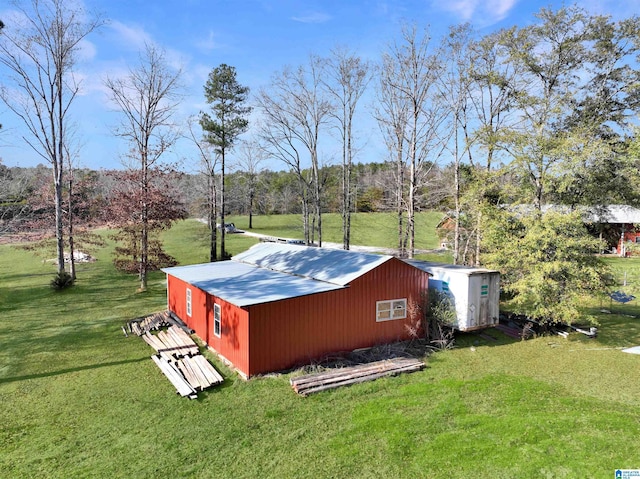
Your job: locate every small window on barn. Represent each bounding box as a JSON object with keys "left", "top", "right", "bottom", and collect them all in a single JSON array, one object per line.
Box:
[
  {"left": 635, "top": 236, "right": 640, "bottom": 244},
  {"left": 186, "top": 288, "right": 192, "bottom": 317},
  {"left": 214, "top": 303, "right": 221, "bottom": 338},
  {"left": 376, "top": 299, "right": 407, "bottom": 322}
]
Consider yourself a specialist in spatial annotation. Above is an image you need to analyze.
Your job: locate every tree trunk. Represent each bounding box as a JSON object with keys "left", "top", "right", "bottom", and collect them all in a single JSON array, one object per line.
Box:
[
  {"left": 474, "top": 211, "right": 482, "bottom": 267},
  {"left": 302, "top": 189, "right": 310, "bottom": 245},
  {"left": 408, "top": 113, "right": 417, "bottom": 259},
  {"left": 139, "top": 155, "right": 148, "bottom": 292},
  {"left": 342, "top": 119, "right": 351, "bottom": 250},
  {"left": 68, "top": 169, "right": 76, "bottom": 280},
  {"left": 54, "top": 171, "right": 65, "bottom": 275},
  {"left": 312, "top": 152, "right": 322, "bottom": 248},
  {"left": 220, "top": 149, "right": 226, "bottom": 259},
  {"left": 248, "top": 185, "right": 254, "bottom": 229},
  {"left": 408, "top": 165, "right": 416, "bottom": 259},
  {"left": 208, "top": 169, "right": 217, "bottom": 262},
  {"left": 396, "top": 139, "right": 405, "bottom": 258},
  {"left": 453, "top": 126, "right": 461, "bottom": 265},
  {"left": 55, "top": 65, "right": 66, "bottom": 276}
]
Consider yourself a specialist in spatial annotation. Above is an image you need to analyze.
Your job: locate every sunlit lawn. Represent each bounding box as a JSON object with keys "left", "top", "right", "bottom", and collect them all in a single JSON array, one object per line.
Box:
[{"left": 1, "top": 217, "right": 639, "bottom": 478}]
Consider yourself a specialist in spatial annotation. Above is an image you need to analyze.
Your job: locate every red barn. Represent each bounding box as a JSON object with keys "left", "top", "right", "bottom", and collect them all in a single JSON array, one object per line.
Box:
[{"left": 162, "top": 243, "right": 429, "bottom": 378}]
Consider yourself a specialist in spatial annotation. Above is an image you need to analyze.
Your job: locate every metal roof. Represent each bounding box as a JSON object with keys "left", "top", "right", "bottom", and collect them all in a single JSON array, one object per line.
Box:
[
  {"left": 405, "top": 259, "right": 499, "bottom": 276},
  {"left": 233, "top": 242, "right": 393, "bottom": 286},
  {"left": 582, "top": 205, "right": 640, "bottom": 224},
  {"left": 505, "top": 204, "right": 640, "bottom": 224},
  {"left": 162, "top": 261, "right": 345, "bottom": 307}
]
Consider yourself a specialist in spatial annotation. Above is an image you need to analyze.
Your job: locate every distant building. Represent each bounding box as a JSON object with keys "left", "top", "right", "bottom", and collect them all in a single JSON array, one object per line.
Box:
[{"left": 440, "top": 204, "right": 640, "bottom": 256}]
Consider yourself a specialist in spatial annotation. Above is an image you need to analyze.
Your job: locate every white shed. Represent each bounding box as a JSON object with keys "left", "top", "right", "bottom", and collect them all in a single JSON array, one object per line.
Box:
[{"left": 407, "top": 260, "right": 500, "bottom": 331}]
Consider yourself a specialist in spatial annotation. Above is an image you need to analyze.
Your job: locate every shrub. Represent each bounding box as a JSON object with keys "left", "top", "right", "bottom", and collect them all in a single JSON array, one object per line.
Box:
[{"left": 50, "top": 271, "right": 74, "bottom": 290}]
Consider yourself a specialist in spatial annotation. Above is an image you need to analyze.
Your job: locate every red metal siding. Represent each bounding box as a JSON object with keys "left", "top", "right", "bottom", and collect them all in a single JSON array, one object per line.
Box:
[
  {"left": 166, "top": 275, "right": 250, "bottom": 376},
  {"left": 619, "top": 225, "right": 640, "bottom": 256},
  {"left": 206, "top": 297, "right": 250, "bottom": 376},
  {"left": 167, "top": 276, "right": 208, "bottom": 339},
  {"left": 246, "top": 258, "right": 429, "bottom": 376}
]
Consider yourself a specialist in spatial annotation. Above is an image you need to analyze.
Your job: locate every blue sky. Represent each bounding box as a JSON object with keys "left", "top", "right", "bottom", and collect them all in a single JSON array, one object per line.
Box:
[{"left": 1, "top": 0, "right": 639, "bottom": 171}]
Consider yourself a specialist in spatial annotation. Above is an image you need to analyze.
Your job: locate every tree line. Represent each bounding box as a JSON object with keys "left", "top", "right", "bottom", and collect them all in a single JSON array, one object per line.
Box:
[{"left": 2, "top": 1, "right": 640, "bottom": 323}]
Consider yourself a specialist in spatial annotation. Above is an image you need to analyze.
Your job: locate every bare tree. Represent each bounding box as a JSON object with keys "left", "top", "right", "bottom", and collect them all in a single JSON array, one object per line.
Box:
[
  {"left": 323, "top": 48, "right": 371, "bottom": 250},
  {"left": 378, "top": 25, "right": 447, "bottom": 258},
  {"left": 0, "top": 0, "right": 103, "bottom": 278},
  {"left": 375, "top": 49, "right": 410, "bottom": 257},
  {"left": 257, "top": 57, "right": 332, "bottom": 246},
  {"left": 104, "top": 44, "right": 182, "bottom": 291},
  {"left": 439, "top": 24, "right": 475, "bottom": 265},
  {"left": 186, "top": 115, "right": 219, "bottom": 261},
  {"left": 236, "top": 140, "right": 267, "bottom": 229}
]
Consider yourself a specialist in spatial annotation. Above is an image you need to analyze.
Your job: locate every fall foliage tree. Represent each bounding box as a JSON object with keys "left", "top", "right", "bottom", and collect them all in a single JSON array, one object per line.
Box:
[
  {"left": 106, "top": 168, "right": 187, "bottom": 274},
  {"left": 105, "top": 44, "right": 182, "bottom": 290}
]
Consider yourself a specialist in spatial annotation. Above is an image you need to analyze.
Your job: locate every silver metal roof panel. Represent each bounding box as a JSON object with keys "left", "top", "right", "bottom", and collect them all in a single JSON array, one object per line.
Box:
[
  {"left": 162, "top": 261, "right": 345, "bottom": 307},
  {"left": 233, "top": 242, "right": 392, "bottom": 286},
  {"left": 405, "top": 259, "right": 499, "bottom": 276}
]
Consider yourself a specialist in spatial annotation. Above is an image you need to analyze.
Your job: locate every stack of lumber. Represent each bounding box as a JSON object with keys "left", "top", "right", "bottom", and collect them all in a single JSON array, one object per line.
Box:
[
  {"left": 142, "top": 325, "right": 200, "bottom": 359},
  {"left": 151, "top": 355, "right": 197, "bottom": 399},
  {"left": 166, "top": 311, "right": 195, "bottom": 334},
  {"left": 175, "top": 355, "right": 224, "bottom": 391},
  {"left": 290, "top": 357, "right": 425, "bottom": 396},
  {"left": 128, "top": 311, "right": 171, "bottom": 336},
  {"left": 141, "top": 325, "right": 224, "bottom": 398}
]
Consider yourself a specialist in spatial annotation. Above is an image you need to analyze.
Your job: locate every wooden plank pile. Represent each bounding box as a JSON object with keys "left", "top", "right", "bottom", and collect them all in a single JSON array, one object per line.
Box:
[
  {"left": 290, "top": 357, "right": 425, "bottom": 396},
  {"left": 140, "top": 324, "right": 223, "bottom": 398},
  {"left": 127, "top": 311, "right": 171, "bottom": 336},
  {"left": 142, "top": 326, "right": 199, "bottom": 359}
]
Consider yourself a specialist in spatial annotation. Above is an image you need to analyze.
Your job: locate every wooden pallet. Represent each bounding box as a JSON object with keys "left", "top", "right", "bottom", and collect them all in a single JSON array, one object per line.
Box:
[{"left": 290, "top": 357, "right": 425, "bottom": 396}]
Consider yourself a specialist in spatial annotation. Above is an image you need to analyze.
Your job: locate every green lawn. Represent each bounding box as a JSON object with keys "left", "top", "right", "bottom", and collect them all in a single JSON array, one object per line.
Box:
[
  {"left": 1, "top": 217, "right": 640, "bottom": 478},
  {"left": 227, "top": 211, "right": 445, "bottom": 249}
]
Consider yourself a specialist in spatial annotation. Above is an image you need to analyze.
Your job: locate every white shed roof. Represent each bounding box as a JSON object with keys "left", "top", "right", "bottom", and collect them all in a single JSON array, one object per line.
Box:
[
  {"left": 406, "top": 260, "right": 499, "bottom": 276},
  {"left": 233, "top": 242, "right": 393, "bottom": 286},
  {"left": 162, "top": 261, "right": 345, "bottom": 307}
]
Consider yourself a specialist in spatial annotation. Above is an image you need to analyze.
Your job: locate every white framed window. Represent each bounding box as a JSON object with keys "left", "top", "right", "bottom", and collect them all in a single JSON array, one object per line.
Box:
[
  {"left": 186, "top": 288, "right": 192, "bottom": 317},
  {"left": 214, "top": 303, "right": 221, "bottom": 337},
  {"left": 376, "top": 298, "right": 407, "bottom": 322}
]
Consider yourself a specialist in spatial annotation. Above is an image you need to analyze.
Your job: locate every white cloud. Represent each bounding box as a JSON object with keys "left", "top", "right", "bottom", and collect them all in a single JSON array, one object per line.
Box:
[
  {"left": 431, "top": 0, "right": 517, "bottom": 25},
  {"left": 291, "top": 12, "right": 331, "bottom": 24},
  {"left": 77, "top": 38, "right": 98, "bottom": 62},
  {"left": 195, "top": 30, "right": 219, "bottom": 52},
  {"left": 440, "top": 0, "right": 476, "bottom": 21},
  {"left": 107, "top": 20, "right": 153, "bottom": 51},
  {"left": 487, "top": 0, "right": 517, "bottom": 21}
]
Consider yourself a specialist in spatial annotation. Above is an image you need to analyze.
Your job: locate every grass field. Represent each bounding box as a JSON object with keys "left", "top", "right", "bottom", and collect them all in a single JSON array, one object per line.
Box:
[{"left": 1, "top": 216, "right": 640, "bottom": 478}]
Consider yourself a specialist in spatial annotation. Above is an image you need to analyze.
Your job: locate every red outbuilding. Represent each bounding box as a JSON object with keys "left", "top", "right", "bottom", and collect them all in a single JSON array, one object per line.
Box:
[{"left": 162, "top": 243, "right": 430, "bottom": 378}]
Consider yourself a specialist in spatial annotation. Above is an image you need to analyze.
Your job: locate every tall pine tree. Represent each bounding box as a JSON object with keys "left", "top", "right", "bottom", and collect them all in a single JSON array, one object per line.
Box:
[{"left": 200, "top": 64, "right": 251, "bottom": 260}]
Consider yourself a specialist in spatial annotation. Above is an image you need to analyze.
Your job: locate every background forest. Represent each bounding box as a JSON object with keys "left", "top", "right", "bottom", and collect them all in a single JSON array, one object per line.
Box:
[{"left": 3, "top": 2, "right": 640, "bottom": 320}]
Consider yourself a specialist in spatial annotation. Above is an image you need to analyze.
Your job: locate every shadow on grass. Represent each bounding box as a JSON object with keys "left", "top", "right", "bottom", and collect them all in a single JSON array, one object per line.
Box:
[{"left": 0, "top": 356, "right": 148, "bottom": 384}]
